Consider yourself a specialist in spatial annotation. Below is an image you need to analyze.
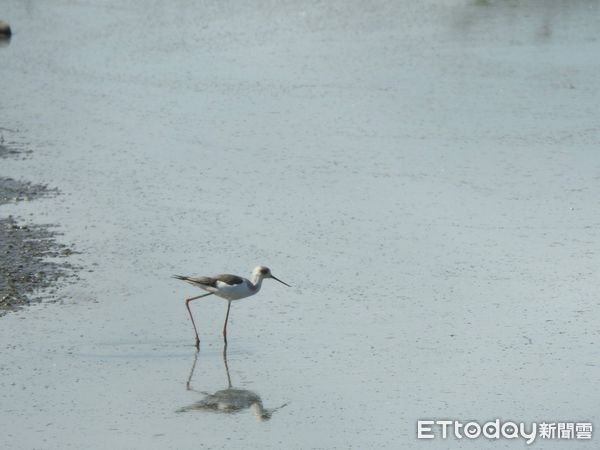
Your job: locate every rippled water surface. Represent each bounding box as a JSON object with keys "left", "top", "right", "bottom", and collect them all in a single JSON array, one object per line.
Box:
[{"left": 1, "top": 1, "right": 599, "bottom": 448}]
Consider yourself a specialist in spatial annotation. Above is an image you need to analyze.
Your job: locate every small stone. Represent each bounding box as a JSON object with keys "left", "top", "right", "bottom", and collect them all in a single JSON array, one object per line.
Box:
[{"left": 0, "top": 21, "right": 11, "bottom": 37}]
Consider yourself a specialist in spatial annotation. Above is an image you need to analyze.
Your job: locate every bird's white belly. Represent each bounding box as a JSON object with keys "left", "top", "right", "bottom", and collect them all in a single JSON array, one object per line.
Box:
[{"left": 213, "top": 281, "right": 253, "bottom": 300}]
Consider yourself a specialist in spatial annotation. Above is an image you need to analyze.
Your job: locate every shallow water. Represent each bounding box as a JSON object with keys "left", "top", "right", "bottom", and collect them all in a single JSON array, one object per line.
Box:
[{"left": 1, "top": 0, "right": 599, "bottom": 448}]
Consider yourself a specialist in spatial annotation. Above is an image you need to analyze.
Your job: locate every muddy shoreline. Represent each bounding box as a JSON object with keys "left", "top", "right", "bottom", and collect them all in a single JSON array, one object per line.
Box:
[{"left": 0, "top": 142, "right": 76, "bottom": 314}]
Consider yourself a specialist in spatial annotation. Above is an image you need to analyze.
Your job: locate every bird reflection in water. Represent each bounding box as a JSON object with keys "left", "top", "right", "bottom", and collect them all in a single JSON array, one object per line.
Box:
[{"left": 177, "top": 345, "right": 288, "bottom": 421}]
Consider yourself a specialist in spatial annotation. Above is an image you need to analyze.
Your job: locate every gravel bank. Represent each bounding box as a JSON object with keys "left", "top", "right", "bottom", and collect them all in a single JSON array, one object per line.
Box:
[{"left": 0, "top": 143, "right": 76, "bottom": 314}]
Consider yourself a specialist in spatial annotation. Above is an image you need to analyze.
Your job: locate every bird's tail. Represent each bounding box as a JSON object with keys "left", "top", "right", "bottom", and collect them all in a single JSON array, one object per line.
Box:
[{"left": 172, "top": 274, "right": 190, "bottom": 281}]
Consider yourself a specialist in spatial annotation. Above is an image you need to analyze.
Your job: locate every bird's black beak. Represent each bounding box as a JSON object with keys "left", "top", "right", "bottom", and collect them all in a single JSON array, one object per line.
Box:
[{"left": 272, "top": 275, "right": 291, "bottom": 287}]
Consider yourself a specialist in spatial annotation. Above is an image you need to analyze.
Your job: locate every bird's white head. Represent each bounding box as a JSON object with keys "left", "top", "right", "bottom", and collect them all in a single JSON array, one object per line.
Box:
[{"left": 253, "top": 266, "right": 291, "bottom": 287}]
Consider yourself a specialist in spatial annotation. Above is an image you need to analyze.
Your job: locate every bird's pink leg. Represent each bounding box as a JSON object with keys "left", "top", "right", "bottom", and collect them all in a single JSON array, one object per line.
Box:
[
  {"left": 222, "top": 300, "right": 232, "bottom": 344},
  {"left": 185, "top": 293, "right": 213, "bottom": 348}
]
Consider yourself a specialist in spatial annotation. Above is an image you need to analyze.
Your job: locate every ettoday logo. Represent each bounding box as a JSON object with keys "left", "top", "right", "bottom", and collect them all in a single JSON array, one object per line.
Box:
[{"left": 417, "top": 419, "right": 592, "bottom": 444}]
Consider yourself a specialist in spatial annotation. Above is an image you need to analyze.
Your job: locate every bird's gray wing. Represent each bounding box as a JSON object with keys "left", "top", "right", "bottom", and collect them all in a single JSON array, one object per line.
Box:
[
  {"left": 173, "top": 274, "right": 244, "bottom": 287},
  {"left": 173, "top": 275, "right": 218, "bottom": 287},
  {"left": 213, "top": 274, "right": 244, "bottom": 285}
]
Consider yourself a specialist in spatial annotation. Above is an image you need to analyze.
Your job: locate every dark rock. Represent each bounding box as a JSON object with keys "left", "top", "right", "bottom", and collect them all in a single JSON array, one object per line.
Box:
[{"left": 0, "top": 20, "right": 11, "bottom": 37}]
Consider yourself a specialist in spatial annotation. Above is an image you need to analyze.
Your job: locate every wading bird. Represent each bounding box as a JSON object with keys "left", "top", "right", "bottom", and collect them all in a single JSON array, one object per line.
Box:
[{"left": 173, "top": 266, "right": 290, "bottom": 347}]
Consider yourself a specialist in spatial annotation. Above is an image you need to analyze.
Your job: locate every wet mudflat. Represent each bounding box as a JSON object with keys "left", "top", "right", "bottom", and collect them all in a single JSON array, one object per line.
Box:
[{"left": 1, "top": 1, "right": 599, "bottom": 449}]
